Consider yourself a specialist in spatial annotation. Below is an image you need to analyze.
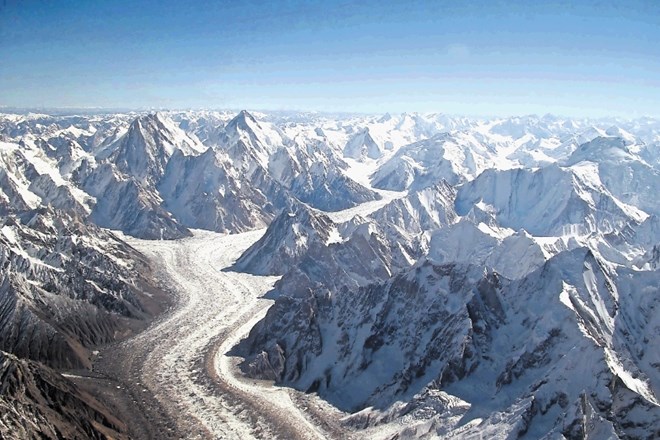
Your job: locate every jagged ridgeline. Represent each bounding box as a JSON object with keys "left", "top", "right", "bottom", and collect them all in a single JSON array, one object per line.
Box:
[
  {"left": 1, "top": 110, "right": 659, "bottom": 439},
  {"left": 0, "top": 109, "right": 382, "bottom": 438}
]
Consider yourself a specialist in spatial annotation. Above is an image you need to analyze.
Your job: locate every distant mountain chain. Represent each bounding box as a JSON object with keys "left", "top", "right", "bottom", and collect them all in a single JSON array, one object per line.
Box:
[{"left": 1, "top": 110, "right": 659, "bottom": 439}]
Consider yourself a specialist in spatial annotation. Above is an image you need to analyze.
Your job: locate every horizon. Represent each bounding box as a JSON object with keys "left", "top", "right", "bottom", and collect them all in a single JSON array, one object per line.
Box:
[
  {"left": 2, "top": 0, "right": 659, "bottom": 118},
  {"left": 2, "top": 105, "right": 659, "bottom": 122}
]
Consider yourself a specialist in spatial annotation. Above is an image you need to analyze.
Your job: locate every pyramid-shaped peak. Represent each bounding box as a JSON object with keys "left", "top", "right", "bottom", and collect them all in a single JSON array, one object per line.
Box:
[
  {"left": 130, "top": 112, "right": 172, "bottom": 132},
  {"left": 277, "top": 204, "right": 333, "bottom": 230},
  {"left": 236, "top": 110, "right": 258, "bottom": 123},
  {"left": 232, "top": 203, "right": 335, "bottom": 275},
  {"left": 343, "top": 127, "right": 383, "bottom": 160},
  {"left": 378, "top": 112, "right": 393, "bottom": 123},
  {"left": 225, "top": 110, "right": 262, "bottom": 134}
]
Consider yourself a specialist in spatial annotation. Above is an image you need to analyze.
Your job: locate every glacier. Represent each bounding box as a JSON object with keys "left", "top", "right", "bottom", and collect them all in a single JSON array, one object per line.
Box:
[{"left": 0, "top": 109, "right": 658, "bottom": 439}]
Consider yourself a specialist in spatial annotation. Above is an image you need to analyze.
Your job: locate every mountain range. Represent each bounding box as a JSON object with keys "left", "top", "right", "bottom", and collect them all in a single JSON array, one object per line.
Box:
[{"left": 0, "top": 109, "right": 658, "bottom": 439}]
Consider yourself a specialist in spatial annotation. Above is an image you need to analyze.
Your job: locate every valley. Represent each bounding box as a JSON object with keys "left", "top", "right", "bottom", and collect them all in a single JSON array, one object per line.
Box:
[{"left": 0, "top": 110, "right": 658, "bottom": 439}]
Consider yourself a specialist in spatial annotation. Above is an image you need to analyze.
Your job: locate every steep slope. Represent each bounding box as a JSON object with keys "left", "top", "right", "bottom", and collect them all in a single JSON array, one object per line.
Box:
[
  {"left": 426, "top": 220, "right": 553, "bottom": 280},
  {"left": 237, "top": 249, "right": 660, "bottom": 438},
  {"left": 455, "top": 163, "right": 647, "bottom": 236},
  {"left": 273, "top": 137, "right": 381, "bottom": 212},
  {"left": 362, "top": 181, "right": 459, "bottom": 261},
  {"left": 0, "top": 209, "right": 157, "bottom": 369},
  {"left": 369, "top": 180, "right": 457, "bottom": 235},
  {"left": 159, "top": 148, "right": 279, "bottom": 232},
  {"left": 371, "top": 132, "right": 494, "bottom": 191},
  {"left": 0, "top": 137, "right": 191, "bottom": 240},
  {"left": 100, "top": 112, "right": 205, "bottom": 186},
  {"left": 225, "top": 111, "right": 381, "bottom": 212},
  {"left": 81, "top": 160, "right": 191, "bottom": 239},
  {"left": 0, "top": 141, "right": 92, "bottom": 217},
  {"left": 233, "top": 204, "right": 416, "bottom": 315},
  {"left": 171, "top": 110, "right": 235, "bottom": 147},
  {"left": 0, "top": 350, "right": 129, "bottom": 439},
  {"left": 219, "top": 110, "right": 284, "bottom": 171},
  {"left": 233, "top": 206, "right": 336, "bottom": 276},
  {"left": 343, "top": 127, "right": 383, "bottom": 160},
  {"left": 564, "top": 136, "right": 660, "bottom": 216},
  {"left": 78, "top": 113, "right": 203, "bottom": 239}
]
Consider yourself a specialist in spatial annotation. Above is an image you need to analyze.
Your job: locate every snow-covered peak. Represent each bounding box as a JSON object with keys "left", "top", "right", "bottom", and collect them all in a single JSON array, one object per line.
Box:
[
  {"left": 605, "top": 125, "right": 637, "bottom": 144},
  {"left": 369, "top": 180, "right": 458, "bottom": 235},
  {"left": 565, "top": 136, "right": 635, "bottom": 165},
  {"left": 573, "top": 125, "right": 609, "bottom": 145},
  {"left": 233, "top": 205, "right": 335, "bottom": 275},
  {"left": 343, "top": 127, "right": 383, "bottom": 160},
  {"left": 224, "top": 110, "right": 261, "bottom": 135},
  {"left": 564, "top": 136, "right": 660, "bottom": 216},
  {"left": 371, "top": 132, "right": 495, "bottom": 191},
  {"left": 101, "top": 113, "right": 205, "bottom": 185},
  {"left": 377, "top": 112, "right": 392, "bottom": 123},
  {"left": 222, "top": 110, "right": 285, "bottom": 159},
  {"left": 455, "top": 164, "right": 645, "bottom": 236},
  {"left": 427, "top": 220, "right": 552, "bottom": 279}
]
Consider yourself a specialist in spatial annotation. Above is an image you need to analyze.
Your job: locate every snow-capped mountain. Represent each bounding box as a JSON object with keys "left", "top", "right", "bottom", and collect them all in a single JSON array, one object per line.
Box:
[
  {"left": 233, "top": 206, "right": 336, "bottom": 276},
  {"left": 343, "top": 127, "right": 383, "bottom": 160},
  {"left": 239, "top": 247, "right": 660, "bottom": 438},
  {"left": 233, "top": 202, "right": 416, "bottom": 301},
  {"left": 278, "top": 137, "right": 381, "bottom": 211},
  {"left": 158, "top": 147, "right": 287, "bottom": 233},
  {"left": 369, "top": 180, "right": 457, "bottom": 236},
  {"left": 455, "top": 163, "right": 647, "bottom": 236},
  {"left": 222, "top": 112, "right": 659, "bottom": 438},
  {"left": 0, "top": 110, "right": 384, "bottom": 239},
  {"left": 563, "top": 136, "right": 660, "bottom": 216},
  {"left": 1, "top": 109, "right": 659, "bottom": 439},
  {"left": 220, "top": 110, "right": 380, "bottom": 212},
  {"left": 370, "top": 132, "right": 497, "bottom": 191},
  {"left": 100, "top": 112, "right": 205, "bottom": 185}
]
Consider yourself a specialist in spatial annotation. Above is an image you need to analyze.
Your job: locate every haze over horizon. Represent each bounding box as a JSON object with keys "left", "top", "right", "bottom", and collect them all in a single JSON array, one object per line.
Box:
[{"left": 1, "top": 0, "right": 659, "bottom": 118}]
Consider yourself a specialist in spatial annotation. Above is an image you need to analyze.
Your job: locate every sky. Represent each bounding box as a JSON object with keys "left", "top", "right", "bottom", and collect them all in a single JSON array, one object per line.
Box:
[{"left": 1, "top": 0, "right": 659, "bottom": 117}]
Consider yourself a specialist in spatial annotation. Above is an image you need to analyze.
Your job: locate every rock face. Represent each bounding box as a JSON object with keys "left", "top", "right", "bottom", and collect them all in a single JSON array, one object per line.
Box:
[
  {"left": 0, "top": 209, "right": 156, "bottom": 369},
  {"left": 2, "top": 110, "right": 380, "bottom": 239},
  {"left": 233, "top": 206, "right": 336, "bottom": 276},
  {"left": 0, "top": 129, "right": 166, "bottom": 435},
  {"left": 0, "top": 207, "right": 160, "bottom": 438},
  {"left": 0, "top": 109, "right": 385, "bottom": 437},
  {"left": 343, "top": 128, "right": 383, "bottom": 160},
  {"left": 82, "top": 161, "right": 192, "bottom": 240},
  {"left": 370, "top": 132, "right": 493, "bottom": 191},
  {"left": 455, "top": 163, "right": 646, "bottom": 236},
  {"left": 158, "top": 148, "right": 279, "bottom": 233},
  {"left": 94, "top": 111, "right": 378, "bottom": 236},
  {"left": 563, "top": 136, "right": 660, "bottom": 216},
  {"left": 238, "top": 249, "right": 660, "bottom": 438},
  {"left": 103, "top": 112, "right": 205, "bottom": 185},
  {"left": 2, "top": 109, "right": 660, "bottom": 438},
  {"left": 0, "top": 350, "right": 128, "bottom": 439},
  {"left": 228, "top": 113, "right": 660, "bottom": 438},
  {"left": 369, "top": 180, "right": 457, "bottom": 235}
]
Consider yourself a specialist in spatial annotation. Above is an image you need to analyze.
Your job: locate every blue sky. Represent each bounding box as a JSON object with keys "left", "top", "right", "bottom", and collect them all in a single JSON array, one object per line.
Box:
[{"left": 1, "top": 0, "right": 658, "bottom": 117}]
